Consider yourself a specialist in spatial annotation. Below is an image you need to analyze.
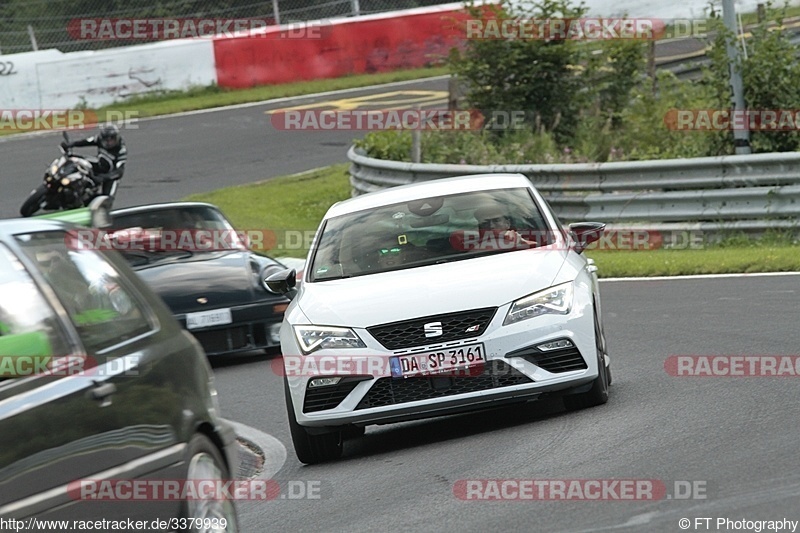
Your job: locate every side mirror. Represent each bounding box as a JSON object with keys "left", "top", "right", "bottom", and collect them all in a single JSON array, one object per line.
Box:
[
  {"left": 265, "top": 268, "right": 297, "bottom": 298},
  {"left": 88, "top": 195, "right": 113, "bottom": 228},
  {"left": 568, "top": 222, "right": 605, "bottom": 254}
]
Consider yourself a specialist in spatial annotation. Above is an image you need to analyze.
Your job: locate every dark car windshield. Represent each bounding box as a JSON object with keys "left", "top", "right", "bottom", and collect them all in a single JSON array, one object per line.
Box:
[
  {"left": 110, "top": 205, "right": 234, "bottom": 233},
  {"left": 107, "top": 206, "right": 243, "bottom": 264},
  {"left": 309, "top": 188, "right": 555, "bottom": 281}
]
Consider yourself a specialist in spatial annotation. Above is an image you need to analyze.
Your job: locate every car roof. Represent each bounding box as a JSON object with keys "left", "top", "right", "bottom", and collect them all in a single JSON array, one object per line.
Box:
[
  {"left": 325, "top": 173, "right": 534, "bottom": 219},
  {"left": 0, "top": 218, "right": 74, "bottom": 239},
  {"left": 110, "top": 202, "right": 219, "bottom": 215}
]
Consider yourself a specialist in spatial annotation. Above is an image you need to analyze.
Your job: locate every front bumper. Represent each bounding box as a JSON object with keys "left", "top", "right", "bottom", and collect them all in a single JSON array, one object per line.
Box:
[
  {"left": 177, "top": 301, "right": 284, "bottom": 356},
  {"left": 283, "top": 297, "right": 601, "bottom": 428}
]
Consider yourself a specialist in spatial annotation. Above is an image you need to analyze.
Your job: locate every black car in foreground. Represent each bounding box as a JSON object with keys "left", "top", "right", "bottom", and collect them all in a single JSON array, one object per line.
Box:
[
  {"left": 107, "top": 202, "right": 290, "bottom": 356},
  {"left": 0, "top": 216, "right": 238, "bottom": 530}
]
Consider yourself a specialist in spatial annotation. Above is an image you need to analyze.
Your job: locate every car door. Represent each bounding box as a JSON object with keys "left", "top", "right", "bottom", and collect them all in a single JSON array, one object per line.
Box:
[
  {"left": 0, "top": 238, "right": 108, "bottom": 519},
  {"left": 0, "top": 232, "right": 186, "bottom": 522}
]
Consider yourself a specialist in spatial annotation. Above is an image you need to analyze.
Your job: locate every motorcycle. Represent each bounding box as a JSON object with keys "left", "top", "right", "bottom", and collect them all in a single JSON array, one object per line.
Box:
[{"left": 20, "top": 132, "right": 103, "bottom": 217}]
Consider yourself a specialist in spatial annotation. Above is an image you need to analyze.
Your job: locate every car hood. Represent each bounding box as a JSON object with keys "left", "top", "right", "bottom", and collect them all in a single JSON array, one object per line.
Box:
[
  {"left": 132, "top": 252, "right": 261, "bottom": 313},
  {"left": 297, "top": 248, "right": 568, "bottom": 327}
]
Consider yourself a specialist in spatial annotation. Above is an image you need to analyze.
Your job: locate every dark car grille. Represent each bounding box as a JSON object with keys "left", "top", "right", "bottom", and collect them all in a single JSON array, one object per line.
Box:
[
  {"left": 355, "top": 360, "right": 532, "bottom": 410},
  {"left": 191, "top": 321, "right": 275, "bottom": 355},
  {"left": 367, "top": 308, "right": 497, "bottom": 351},
  {"left": 508, "top": 346, "right": 588, "bottom": 373},
  {"left": 303, "top": 378, "right": 364, "bottom": 413}
]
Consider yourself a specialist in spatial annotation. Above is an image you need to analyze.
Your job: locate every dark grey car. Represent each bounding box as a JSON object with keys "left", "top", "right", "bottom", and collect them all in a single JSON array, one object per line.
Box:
[{"left": 0, "top": 217, "right": 239, "bottom": 531}]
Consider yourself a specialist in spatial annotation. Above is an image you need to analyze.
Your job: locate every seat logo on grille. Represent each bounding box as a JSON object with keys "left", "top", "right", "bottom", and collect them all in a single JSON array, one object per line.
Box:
[{"left": 424, "top": 321, "right": 443, "bottom": 338}]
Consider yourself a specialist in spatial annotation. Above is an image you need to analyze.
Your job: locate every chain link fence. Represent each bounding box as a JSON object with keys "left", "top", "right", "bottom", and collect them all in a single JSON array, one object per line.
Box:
[{"left": 0, "top": 0, "right": 457, "bottom": 55}]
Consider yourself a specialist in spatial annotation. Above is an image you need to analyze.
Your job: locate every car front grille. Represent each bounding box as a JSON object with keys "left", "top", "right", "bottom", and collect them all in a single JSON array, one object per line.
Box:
[
  {"left": 367, "top": 307, "right": 497, "bottom": 351},
  {"left": 355, "top": 360, "right": 531, "bottom": 410},
  {"left": 508, "top": 346, "right": 588, "bottom": 373}
]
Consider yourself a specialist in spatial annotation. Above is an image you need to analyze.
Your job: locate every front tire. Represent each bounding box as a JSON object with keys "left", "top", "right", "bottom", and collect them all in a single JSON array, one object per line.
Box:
[
  {"left": 284, "top": 378, "right": 343, "bottom": 464},
  {"left": 20, "top": 184, "right": 48, "bottom": 217},
  {"left": 563, "top": 309, "right": 609, "bottom": 411},
  {"left": 181, "top": 434, "right": 239, "bottom": 532}
]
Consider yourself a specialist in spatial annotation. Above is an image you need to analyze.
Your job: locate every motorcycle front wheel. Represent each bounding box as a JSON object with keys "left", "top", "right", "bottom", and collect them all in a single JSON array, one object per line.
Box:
[{"left": 20, "top": 184, "right": 48, "bottom": 217}]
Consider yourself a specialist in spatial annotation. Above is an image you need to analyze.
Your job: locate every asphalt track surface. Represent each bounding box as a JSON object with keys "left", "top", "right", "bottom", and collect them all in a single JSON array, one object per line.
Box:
[
  {"left": 0, "top": 77, "right": 449, "bottom": 219},
  {"left": 3, "top": 81, "right": 800, "bottom": 531},
  {"left": 215, "top": 273, "right": 800, "bottom": 533}
]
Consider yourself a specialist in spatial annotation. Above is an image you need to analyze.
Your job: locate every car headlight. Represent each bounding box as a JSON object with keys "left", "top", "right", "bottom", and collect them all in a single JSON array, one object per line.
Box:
[
  {"left": 504, "top": 282, "right": 573, "bottom": 325},
  {"left": 293, "top": 325, "right": 366, "bottom": 354}
]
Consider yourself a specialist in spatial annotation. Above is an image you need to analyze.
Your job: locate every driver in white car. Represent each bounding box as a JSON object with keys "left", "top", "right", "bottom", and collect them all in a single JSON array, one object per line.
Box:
[{"left": 474, "top": 202, "right": 537, "bottom": 249}]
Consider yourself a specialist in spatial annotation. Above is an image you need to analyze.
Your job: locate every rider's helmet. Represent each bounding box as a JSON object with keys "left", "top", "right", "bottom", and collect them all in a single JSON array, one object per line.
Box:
[{"left": 98, "top": 123, "right": 121, "bottom": 150}]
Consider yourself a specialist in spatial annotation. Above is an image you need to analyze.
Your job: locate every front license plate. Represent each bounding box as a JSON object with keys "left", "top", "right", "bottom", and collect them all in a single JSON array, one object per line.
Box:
[
  {"left": 391, "top": 343, "right": 486, "bottom": 378},
  {"left": 185, "top": 308, "right": 233, "bottom": 330}
]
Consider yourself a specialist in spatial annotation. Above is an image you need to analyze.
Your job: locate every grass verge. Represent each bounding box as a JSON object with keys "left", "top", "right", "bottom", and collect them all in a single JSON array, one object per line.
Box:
[
  {"left": 585, "top": 248, "right": 800, "bottom": 278},
  {"left": 184, "top": 164, "right": 351, "bottom": 259},
  {"left": 183, "top": 164, "right": 800, "bottom": 276}
]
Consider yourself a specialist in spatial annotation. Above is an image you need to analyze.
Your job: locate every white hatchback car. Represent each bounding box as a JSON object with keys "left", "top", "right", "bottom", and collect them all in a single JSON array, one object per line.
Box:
[{"left": 267, "top": 174, "right": 611, "bottom": 464}]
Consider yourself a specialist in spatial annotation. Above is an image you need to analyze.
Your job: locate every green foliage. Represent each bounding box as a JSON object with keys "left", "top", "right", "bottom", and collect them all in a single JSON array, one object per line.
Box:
[
  {"left": 359, "top": 0, "right": 800, "bottom": 163},
  {"left": 354, "top": 131, "right": 413, "bottom": 161},
  {"left": 450, "top": 0, "right": 595, "bottom": 143},
  {"left": 698, "top": 1, "right": 800, "bottom": 153},
  {"left": 614, "top": 71, "right": 717, "bottom": 160},
  {"left": 356, "top": 127, "right": 614, "bottom": 164}
]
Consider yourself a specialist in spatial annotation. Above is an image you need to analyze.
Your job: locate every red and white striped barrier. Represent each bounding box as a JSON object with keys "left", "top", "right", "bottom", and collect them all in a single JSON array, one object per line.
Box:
[
  {"left": 1, "top": 3, "right": 485, "bottom": 110},
  {"left": 212, "top": 2, "right": 474, "bottom": 89}
]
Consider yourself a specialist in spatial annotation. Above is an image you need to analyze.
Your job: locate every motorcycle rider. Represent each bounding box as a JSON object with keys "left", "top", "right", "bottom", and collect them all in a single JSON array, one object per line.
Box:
[{"left": 61, "top": 123, "right": 127, "bottom": 197}]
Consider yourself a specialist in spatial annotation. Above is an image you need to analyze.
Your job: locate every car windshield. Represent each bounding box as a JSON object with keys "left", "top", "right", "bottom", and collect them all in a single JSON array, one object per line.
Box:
[
  {"left": 309, "top": 187, "right": 555, "bottom": 281},
  {"left": 110, "top": 205, "right": 234, "bottom": 234},
  {"left": 107, "top": 205, "right": 243, "bottom": 264},
  {"left": 14, "top": 232, "right": 152, "bottom": 352}
]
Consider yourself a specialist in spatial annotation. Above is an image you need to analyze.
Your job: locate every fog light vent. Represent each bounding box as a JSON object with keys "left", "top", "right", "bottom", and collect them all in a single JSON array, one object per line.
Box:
[
  {"left": 536, "top": 339, "right": 574, "bottom": 352},
  {"left": 309, "top": 377, "right": 342, "bottom": 388}
]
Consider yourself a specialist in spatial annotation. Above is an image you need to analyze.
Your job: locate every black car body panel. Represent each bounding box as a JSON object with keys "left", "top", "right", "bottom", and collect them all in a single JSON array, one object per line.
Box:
[
  {"left": 108, "top": 202, "right": 290, "bottom": 356},
  {"left": 0, "top": 218, "right": 237, "bottom": 523}
]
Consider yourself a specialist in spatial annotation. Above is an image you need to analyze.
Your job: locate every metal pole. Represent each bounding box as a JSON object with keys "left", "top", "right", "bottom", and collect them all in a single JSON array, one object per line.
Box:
[
  {"left": 351, "top": 0, "right": 361, "bottom": 17},
  {"left": 738, "top": 11, "right": 748, "bottom": 60},
  {"left": 722, "top": 0, "right": 751, "bottom": 154},
  {"left": 27, "top": 25, "right": 38, "bottom": 51},
  {"left": 647, "top": 40, "right": 656, "bottom": 95},
  {"left": 272, "top": 0, "right": 281, "bottom": 26},
  {"left": 411, "top": 106, "right": 421, "bottom": 163}
]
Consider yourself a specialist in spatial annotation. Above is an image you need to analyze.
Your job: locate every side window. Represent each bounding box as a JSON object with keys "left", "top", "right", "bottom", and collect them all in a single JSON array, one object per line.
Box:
[
  {"left": 15, "top": 232, "right": 154, "bottom": 353},
  {"left": 0, "top": 243, "right": 71, "bottom": 379}
]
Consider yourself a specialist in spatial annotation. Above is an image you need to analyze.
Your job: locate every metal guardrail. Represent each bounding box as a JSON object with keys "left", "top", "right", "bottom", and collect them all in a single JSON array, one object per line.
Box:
[{"left": 347, "top": 145, "right": 800, "bottom": 235}]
